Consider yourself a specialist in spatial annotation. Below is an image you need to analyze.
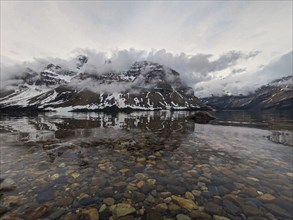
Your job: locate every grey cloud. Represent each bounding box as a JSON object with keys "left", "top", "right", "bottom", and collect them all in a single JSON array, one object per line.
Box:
[
  {"left": 210, "top": 51, "right": 243, "bottom": 72},
  {"left": 206, "top": 50, "right": 259, "bottom": 74},
  {"left": 257, "top": 50, "right": 292, "bottom": 81},
  {"left": 231, "top": 68, "right": 247, "bottom": 74},
  {"left": 1, "top": 48, "right": 262, "bottom": 93},
  {"left": 1, "top": 1, "right": 291, "bottom": 68},
  {"left": 194, "top": 50, "right": 292, "bottom": 97},
  {"left": 145, "top": 49, "right": 258, "bottom": 85},
  {"left": 246, "top": 50, "right": 261, "bottom": 59}
]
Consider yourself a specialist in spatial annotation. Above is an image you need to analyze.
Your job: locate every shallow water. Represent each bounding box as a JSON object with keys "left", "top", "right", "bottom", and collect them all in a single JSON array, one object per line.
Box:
[{"left": 0, "top": 111, "right": 292, "bottom": 220}]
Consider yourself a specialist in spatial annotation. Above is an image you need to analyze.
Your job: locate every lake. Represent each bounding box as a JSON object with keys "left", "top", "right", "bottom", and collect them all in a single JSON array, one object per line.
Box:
[{"left": 0, "top": 110, "right": 292, "bottom": 220}]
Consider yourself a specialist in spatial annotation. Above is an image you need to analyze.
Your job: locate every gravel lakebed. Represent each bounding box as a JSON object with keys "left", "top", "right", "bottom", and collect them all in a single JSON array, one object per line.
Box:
[{"left": 0, "top": 112, "right": 292, "bottom": 220}]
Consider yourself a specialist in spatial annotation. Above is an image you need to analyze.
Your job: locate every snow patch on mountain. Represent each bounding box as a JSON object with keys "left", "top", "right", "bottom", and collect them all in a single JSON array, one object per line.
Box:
[{"left": 0, "top": 56, "right": 208, "bottom": 112}]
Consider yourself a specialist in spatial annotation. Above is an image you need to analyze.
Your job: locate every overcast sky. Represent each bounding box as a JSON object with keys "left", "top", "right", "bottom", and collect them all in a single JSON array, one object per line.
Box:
[{"left": 1, "top": 1, "right": 292, "bottom": 96}]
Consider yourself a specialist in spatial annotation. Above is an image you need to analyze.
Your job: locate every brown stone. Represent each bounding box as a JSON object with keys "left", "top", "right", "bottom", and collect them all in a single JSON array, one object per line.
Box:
[
  {"left": 171, "top": 195, "right": 198, "bottom": 211},
  {"left": 81, "top": 208, "right": 99, "bottom": 220},
  {"left": 3, "top": 196, "right": 20, "bottom": 206},
  {"left": 185, "top": 192, "right": 195, "bottom": 200},
  {"left": 55, "top": 197, "right": 73, "bottom": 206},
  {"left": 204, "top": 202, "right": 222, "bottom": 215},
  {"left": 23, "top": 205, "right": 50, "bottom": 220},
  {"left": 63, "top": 213, "right": 78, "bottom": 220},
  {"left": 116, "top": 216, "right": 135, "bottom": 220},
  {"left": 155, "top": 203, "right": 168, "bottom": 212},
  {"left": 213, "top": 215, "right": 230, "bottom": 220},
  {"left": 264, "top": 203, "right": 292, "bottom": 218},
  {"left": 144, "top": 209, "right": 164, "bottom": 220},
  {"left": 190, "top": 210, "right": 212, "bottom": 220},
  {"left": 137, "top": 181, "right": 145, "bottom": 188},
  {"left": 112, "top": 203, "right": 136, "bottom": 218},
  {"left": 247, "top": 216, "right": 267, "bottom": 220},
  {"left": 240, "top": 187, "right": 259, "bottom": 197},
  {"left": 169, "top": 204, "right": 181, "bottom": 212},
  {"left": 114, "top": 182, "right": 127, "bottom": 188},
  {"left": 258, "top": 193, "right": 275, "bottom": 202},
  {"left": 242, "top": 204, "right": 262, "bottom": 216}
]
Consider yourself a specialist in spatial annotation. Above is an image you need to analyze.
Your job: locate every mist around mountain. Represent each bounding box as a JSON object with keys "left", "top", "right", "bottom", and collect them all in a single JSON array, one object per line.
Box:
[
  {"left": 203, "top": 76, "right": 293, "bottom": 110},
  {"left": 0, "top": 55, "right": 208, "bottom": 112},
  {"left": 0, "top": 49, "right": 291, "bottom": 113},
  {"left": 194, "top": 51, "right": 292, "bottom": 97}
]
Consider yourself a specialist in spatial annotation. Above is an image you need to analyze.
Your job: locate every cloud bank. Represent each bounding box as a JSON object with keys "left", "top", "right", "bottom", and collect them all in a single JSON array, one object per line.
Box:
[
  {"left": 1, "top": 48, "right": 257, "bottom": 82},
  {"left": 1, "top": 2, "right": 291, "bottom": 96},
  {"left": 194, "top": 50, "right": 292, "bottom": 97},
  {"left": 1, "top": 49, "right": 291, "bottom": 97},
  {"left": 1, "top": 1, "right": 291, "bottom": 65}
]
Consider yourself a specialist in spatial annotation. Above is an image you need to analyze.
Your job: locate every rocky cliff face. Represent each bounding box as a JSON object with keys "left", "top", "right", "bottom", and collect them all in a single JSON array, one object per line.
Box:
[
  {"left": 0, "top": 56, "right": 208, "bottom": 113},
  {"left": 203, "top": 76, "right": 293, "bottom": 110}
]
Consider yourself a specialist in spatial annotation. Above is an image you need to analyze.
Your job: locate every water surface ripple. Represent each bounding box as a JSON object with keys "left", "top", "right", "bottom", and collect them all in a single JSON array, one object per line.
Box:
[{"left": 0, "top": 111, "right": 292, "bottom": 220}]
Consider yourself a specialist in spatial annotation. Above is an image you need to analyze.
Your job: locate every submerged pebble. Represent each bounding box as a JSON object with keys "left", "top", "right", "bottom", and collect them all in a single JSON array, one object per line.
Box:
[
  {"left": 0, "top": 178, "right": 16, "bottom": 191},
  {"left": 0, "top": 113, "right": 292, "bottom": 220}
]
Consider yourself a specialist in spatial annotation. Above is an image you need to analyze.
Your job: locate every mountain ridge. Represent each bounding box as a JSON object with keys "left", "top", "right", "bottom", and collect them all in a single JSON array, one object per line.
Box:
[
  {"left": 0, "top": 56, "right": 209, "bottom": 113},
  {"left": 203, "top": 76, "right": 293, "bottom": 110}
]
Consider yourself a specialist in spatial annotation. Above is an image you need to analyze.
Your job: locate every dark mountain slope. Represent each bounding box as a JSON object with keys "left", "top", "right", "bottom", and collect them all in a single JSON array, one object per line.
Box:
[
  {"left": 0, "top": 57, "right": 208, "bottom": 112},
  {"left": 204, "top": 76, "right": 293, "bottom": 110}
]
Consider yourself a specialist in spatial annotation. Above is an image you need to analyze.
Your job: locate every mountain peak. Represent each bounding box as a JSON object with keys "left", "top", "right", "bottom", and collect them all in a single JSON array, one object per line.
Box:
[
  {"left": 76, "top": 55, "right": 88, "bottom": 69},
  {"left": 104, "top": 59, "right": 112, "bottom": 65},
  {"left": 0, "top": 58, "right": 209, "bottom": 112},
  {"left": 44, "top": 64, "right": 61, "bottom": 72},
  {"left": 204, "top": 75, "right": 293, "bottom": 110}
]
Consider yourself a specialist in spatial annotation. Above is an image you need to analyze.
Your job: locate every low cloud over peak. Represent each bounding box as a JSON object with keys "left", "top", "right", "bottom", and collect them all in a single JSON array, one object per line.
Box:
[
  {"left": 1, "top": 48, "right": 291, "bottom": 97},
  {"left": 194, "top": 50, "right": 292, "bottom": 97},
  {"left": 1, "top": 48, "right": 257, "bottom": 80}
]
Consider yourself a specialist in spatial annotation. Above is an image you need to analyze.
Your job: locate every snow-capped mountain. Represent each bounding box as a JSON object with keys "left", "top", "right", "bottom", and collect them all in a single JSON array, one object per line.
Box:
[
  {"left": 0, "top": 56, "right": 208, "bottom": 113},
  {"left": 203, "top": 76, "right": 293, "bottom": 110}
]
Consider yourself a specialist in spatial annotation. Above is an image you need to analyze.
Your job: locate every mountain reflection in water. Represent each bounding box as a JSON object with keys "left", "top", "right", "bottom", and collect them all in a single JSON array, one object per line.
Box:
[{"left": 0, "top": 110, "right": 292, "bottom": 220}]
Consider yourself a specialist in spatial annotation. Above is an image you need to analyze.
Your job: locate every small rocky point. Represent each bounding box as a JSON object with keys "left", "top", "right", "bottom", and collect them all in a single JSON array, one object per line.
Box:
[{"left": 187, "top": 111, "right": 216, "bottom": 124}]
